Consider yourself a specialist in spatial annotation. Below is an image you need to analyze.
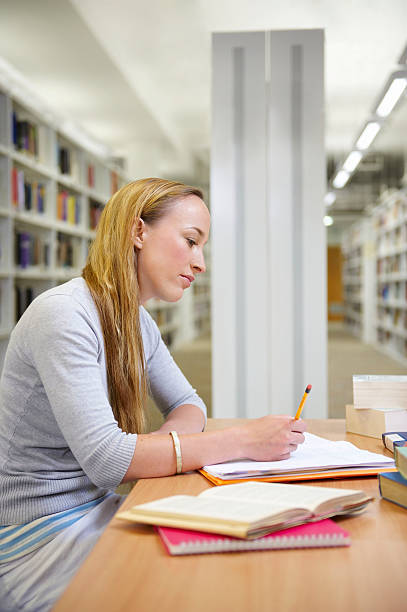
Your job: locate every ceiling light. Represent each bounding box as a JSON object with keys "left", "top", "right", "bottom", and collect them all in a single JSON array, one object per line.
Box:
[
  {"left": 332, "top": 170, "right": 350, "bottom": 189},
  {"left": 376, "top": 77, "right": 407, "bottom": 118},
  {"left": 324, "top": 192, "right": 336, "bottom": 206},
  {"left": 398, "top": 44, "right": 407, "bottom": 66},
  {"left": 343, "top": 151, "right": 363, "bottom": 173},
  {"left": 355, "top": 122, "right": 381, "bottom": 150},
  {"left": 323, "top": 216, "right": 333, "bottom": 227}
]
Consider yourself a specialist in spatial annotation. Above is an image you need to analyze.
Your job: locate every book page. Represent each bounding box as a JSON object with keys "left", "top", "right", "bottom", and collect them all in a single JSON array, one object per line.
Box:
[
  {"left": 129, "top": 494, "right": 305, "bottom": 523},
  {"left": 203, "top": 432, "right": 394, "bottom": 478},
  {"left": 200, "top": 481, "right": 364, "bottom": 513}
]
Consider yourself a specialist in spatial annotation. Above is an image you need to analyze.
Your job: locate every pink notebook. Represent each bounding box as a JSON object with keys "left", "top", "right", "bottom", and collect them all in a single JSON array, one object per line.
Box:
[{"left": 156, "top": 519, "right": 350, "bottom": 556}]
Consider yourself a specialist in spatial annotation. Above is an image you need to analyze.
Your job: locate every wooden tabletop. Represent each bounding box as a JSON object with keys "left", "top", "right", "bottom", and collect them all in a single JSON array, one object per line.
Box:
[{"left": 53, "top": 419, "right": 407, "bottom": 612}]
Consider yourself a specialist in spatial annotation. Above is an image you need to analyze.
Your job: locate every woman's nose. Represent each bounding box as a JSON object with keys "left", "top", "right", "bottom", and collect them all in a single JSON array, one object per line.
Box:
[{"left": 192, "top": 250, "right": 206, "bottom": 274}]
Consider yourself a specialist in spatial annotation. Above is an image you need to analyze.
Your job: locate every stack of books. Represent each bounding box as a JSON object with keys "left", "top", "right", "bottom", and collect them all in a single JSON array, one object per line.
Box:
[
  {"left": 379, "top": 446, "right": 407, "bottom": 509},
  {"left": 346, "top": 375, "right": 407, "bottom": 439},
  {"left": 117, "top": 481, "right": 373, "bottom": 555}
]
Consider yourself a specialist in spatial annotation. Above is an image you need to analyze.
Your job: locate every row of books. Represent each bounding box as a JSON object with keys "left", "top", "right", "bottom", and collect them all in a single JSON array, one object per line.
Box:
[
  {"left": 376, "top": 327, "right": 403, "bottom": 348},
  {"left": 15, "top": 285, "right": 35, "bottom": 321},
  {"left": 373, "top": 196, "right": 407, "bottom": 232},
  {"left": 11, "top": 168, "right": 46, "bottom": 213},
  {"left": 377, "top": 282, "right": 407, "bottom": 301},
  {"left": 10, "top": 112, "right": 122, "bottom": 194},
  {"left": 87, "top": 164, "right": 95, "bottom": 188},
  {"left": 57, "top": 191, "right": 81, "bottom": 225},
  {"left": 14, "top": 231, "right": 79, "bottom": 269},
  {"left": 377, "top": 255, "right": 407, "bottom": 275},
  {"left": 58, "top": 147, "right": 72, "bottom": 175},
  {"left": 89, "top": 201, "right": 103, "bottom": 230},
  {"left": 12, "top": 112, "right": 38, "bottom": 157},
  {"left": 377, "top": 307, "right": 407, "bottom": 329},
  {"left": 56, "top": 233, "right": 78, "bottom": 268},
  {"left": 376, "top": 225, "right": 406, "bottom": 245},
  {"left": 15, "top": 231, "right": 50, "bottom": 269},
  {"left": 344, "top": 287, "right": 362, "bottom": 301}
]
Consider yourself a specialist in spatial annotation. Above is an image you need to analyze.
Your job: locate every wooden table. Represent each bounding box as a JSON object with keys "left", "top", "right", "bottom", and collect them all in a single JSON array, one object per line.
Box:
[{"left": 54, "top": 419, "right": 407, "bottom": 612}]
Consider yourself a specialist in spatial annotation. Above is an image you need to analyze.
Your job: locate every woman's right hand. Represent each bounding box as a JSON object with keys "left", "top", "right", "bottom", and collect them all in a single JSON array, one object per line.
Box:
[{"left": 234, "top": 415, "right": 306, "bottom": 462}]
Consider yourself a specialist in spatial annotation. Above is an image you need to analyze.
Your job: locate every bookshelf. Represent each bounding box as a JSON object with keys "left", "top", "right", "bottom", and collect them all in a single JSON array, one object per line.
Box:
[
  {"left": 373, "top": 189, "right": 407, "bottom": 364},
  {"left": 341, "top": 218, "right": 375, "bottom": 343},
  {"left": 341, "top": 189, "right": 407, "bottom": 364},
  {"left": 0, "top": 85, "right": 132, "bottom": 369},
  {"left": 342, "top": 221, "right": 365, "bottom": 338},
  {"left": 0, "top": 84, "right": 211, "bottom": 370}
]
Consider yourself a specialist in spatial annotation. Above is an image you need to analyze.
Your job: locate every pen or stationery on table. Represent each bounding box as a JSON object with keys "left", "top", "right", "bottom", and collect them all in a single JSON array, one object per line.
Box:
[{"left": 295, "top": 384, "right": 312, "bottom": 420}]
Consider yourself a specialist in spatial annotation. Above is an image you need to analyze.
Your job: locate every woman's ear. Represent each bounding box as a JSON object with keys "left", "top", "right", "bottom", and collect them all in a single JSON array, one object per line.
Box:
[{"left": 132, "top": 217, "right": 146, "bottom": 249}]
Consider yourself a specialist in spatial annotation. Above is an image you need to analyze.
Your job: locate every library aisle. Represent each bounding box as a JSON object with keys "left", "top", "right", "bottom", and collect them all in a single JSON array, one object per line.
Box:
[
  {"left": 327, "top": 322, "right": 407, "bottom": 417},
  {"left": 162, "top": 325, "right": 407, "bottom": 422}
]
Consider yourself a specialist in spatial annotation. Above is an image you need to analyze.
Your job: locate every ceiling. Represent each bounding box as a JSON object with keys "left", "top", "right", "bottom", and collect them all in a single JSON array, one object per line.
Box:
[{"left": 0, "top": 0, "right": 406, "bottom": 203}]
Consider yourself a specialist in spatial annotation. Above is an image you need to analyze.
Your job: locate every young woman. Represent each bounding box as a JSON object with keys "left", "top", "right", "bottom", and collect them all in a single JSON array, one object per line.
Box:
[{"left": 0, "top": 178, "right": 306, "bottom": 611}]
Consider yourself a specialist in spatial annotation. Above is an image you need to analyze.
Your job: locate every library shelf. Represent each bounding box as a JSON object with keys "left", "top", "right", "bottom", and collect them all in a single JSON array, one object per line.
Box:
[
  {"left": 342, "top": 189, "right": 407, "bottom": 363},
  {"left": 0, "top": 82, "right": 211, "bottom": 369},
  {"left": 0, "top": 83, "right": 125, "bottom": 369}
]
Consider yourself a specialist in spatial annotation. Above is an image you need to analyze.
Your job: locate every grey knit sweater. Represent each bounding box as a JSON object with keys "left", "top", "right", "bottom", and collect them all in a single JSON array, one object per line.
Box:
[{"left": 0, "top": 278, "right": 206, "bottom": 525}]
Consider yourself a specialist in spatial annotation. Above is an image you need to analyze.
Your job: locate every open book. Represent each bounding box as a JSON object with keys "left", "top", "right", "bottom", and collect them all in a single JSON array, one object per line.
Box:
[{"left": 117, "top": 481, "right": 373, "bottom": 539}]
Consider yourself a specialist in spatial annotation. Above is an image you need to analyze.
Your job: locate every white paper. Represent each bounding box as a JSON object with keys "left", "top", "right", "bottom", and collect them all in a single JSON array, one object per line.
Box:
[{"left": 203, "top": 432, "right": 394, "bottom": 479}]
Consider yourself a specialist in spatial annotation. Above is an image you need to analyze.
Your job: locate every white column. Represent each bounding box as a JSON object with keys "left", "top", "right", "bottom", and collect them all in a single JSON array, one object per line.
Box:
[{"left": 211, "top": 30, "right": 327, "bottom": 419}]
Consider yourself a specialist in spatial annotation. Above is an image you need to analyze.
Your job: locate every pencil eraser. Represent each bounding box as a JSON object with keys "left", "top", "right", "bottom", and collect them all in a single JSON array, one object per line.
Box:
[{"left": 306, "top": 384, "right": 312, "bottom": 393}]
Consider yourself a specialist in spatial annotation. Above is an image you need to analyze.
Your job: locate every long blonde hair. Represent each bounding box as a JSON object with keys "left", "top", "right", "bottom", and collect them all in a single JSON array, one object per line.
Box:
[{"left": 82, "top": 178, "right": 203, "bottom": 433}]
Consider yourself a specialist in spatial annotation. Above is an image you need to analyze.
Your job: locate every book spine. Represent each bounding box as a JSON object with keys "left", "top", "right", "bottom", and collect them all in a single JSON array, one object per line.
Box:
[
  {"left": 17, "top": 170, "right": 25, "bottom": 210},
  {"left": 18, "top": 232, "right": 31, "bottom": 269},
  {"left": 395, "top": 446, "right": 407, "bottom": 480},
  {"left": 12, "top": 112, "right": 17, "bottom": 147},
  {"left": 11, "top": 167, "right": 18, "bottom": 207}
]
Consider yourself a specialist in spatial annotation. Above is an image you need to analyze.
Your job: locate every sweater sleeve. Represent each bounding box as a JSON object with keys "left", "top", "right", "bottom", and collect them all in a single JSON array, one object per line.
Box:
[
  {"left": 140, "top": 308, "right": 207, "bottom": 423},
  {"left": 25, "top": 294, "right": 138, "bottom": 490}
]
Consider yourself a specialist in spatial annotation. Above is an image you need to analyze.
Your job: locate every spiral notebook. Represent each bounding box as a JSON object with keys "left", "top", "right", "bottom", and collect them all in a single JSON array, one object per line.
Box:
[{"left": 156, "top": 519, "right": 350, "bottom": 556}]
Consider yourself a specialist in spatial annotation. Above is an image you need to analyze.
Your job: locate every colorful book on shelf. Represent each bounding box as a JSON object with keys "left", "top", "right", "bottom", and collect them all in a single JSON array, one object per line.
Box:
[
  {"left": 117, "top": 481, "right": 373, "bottom": 540},
  {"left": 395, "top": 445, "right": 407, "bottom": 479},
  {"left": 382, "top": 432, "right": 407, "bottom": 453},
  {"left": 155, "top": 519, "right": 350, "bottom": 556},
  {"left": 379, "top": 471, "right": 407, "bottom": 510},
  {"left": 199, "top": 432, "right": 395, "bottom": 486}
]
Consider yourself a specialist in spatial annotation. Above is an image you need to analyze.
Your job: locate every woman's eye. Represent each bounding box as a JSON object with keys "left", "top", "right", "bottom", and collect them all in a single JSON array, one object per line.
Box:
[{"left": 187, "top": 238, "right": 196, "bottom": 247}]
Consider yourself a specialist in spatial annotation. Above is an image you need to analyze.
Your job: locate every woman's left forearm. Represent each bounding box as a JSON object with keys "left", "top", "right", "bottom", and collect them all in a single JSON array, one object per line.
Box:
[{"left": 153, "top": 404, "right": 205, "bottom": 434}]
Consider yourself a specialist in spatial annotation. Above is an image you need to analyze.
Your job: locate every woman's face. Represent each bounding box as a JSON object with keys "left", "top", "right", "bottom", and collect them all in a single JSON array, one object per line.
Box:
[{"left": 134, "top": 195, "right": 210, "bottom": 304}]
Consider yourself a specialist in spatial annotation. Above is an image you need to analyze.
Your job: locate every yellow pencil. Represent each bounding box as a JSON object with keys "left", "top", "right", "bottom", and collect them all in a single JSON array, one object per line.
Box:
[{"left": 294, "top": 384, "right": 312, "bottom": 420}]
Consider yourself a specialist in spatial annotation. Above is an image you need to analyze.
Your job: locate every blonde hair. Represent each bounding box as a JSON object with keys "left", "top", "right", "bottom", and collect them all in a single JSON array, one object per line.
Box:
[{"left": 82, "top": 178, "right": 204, "bottom": 433}]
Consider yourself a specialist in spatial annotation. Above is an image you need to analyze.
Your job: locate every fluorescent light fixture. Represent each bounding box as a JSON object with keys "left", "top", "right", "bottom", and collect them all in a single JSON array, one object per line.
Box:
[
  {"left": 324, "top": 192, "right": 336, "bottom": 206},
  {"left": 376, "top": 77, "right": 407, "bottom": 117},
  {"left": 323, "top": 215, "right": 333, "bottom": 227},
  {"left": 343, "top": 150, "right": 363, "bottom": 173},
  {"left": 332, "top": 170, "right": 350, "bottom": 189},
  {"left": 356, "top": 122, "right": 381, "bottom": 150},
  {"left": 398, "top": 44, "right": 407, "bottom": 65}
]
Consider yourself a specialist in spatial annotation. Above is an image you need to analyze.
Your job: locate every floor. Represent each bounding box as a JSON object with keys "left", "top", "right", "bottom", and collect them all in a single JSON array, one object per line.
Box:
[{"left": 167, "top": 324, "right": 407, "bottom": 421}]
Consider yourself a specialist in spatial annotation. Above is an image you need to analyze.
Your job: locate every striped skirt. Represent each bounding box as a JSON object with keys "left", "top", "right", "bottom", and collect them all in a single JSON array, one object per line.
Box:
[{"left": 0, "top": 493, "right": 124, "bottom": 612}]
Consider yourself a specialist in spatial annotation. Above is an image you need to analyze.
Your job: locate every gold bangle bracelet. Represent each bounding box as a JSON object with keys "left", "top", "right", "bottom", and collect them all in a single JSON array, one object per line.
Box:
[{"left": 169, "top": 431, "right": 182, "bottom": 474}]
